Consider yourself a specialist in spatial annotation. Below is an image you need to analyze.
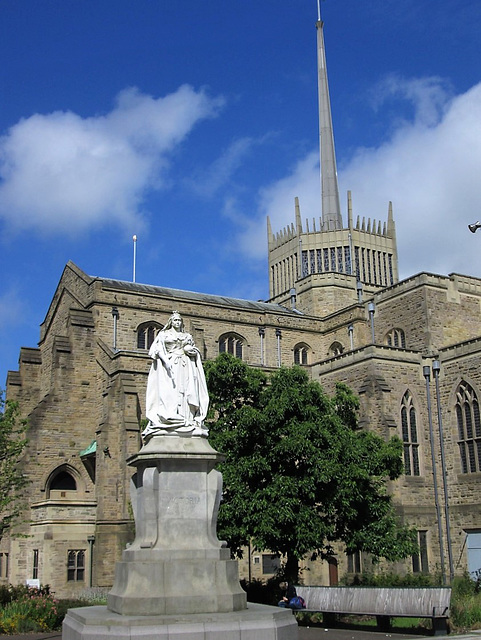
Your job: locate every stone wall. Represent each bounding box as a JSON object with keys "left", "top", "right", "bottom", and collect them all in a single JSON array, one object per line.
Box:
[{"left": 5, "top": 262, "right": 481, "bottom": 594}]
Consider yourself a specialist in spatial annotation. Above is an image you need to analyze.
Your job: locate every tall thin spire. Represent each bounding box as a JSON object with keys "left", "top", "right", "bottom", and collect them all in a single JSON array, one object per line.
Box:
[{"left": 316, "top": 18, "right": 343, "bottom": 230}]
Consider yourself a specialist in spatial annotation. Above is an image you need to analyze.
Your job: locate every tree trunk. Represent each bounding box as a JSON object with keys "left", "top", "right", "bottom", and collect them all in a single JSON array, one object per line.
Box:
[{"left": 285, "top": 553, "right": 299, "bottom": 584}]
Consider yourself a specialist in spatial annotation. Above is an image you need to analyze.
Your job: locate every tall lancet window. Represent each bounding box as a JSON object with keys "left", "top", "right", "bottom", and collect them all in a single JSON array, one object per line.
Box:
[
  {"left": 385, "top": 328, "right": 406, "bottom": 349},
  {"left": 323, "top": 248, "right": 329, "bottom": 272},
  {"left": 344, "top": 246, "right": 351, "bottom": 275},
  {"left": 219, "top": 333, "right": 244, "bottom": 360},
  {"left": 354, "top": 247, "right": 360, "bottom": 279},
  {"left": 302, "top": 251, "right": 309, "bottom": 277},
  {"left": 137, "top": 322, "right": 161, "bottom": 350},
  {"left": 337, "top": 247, "right": 343, "bottom": 273},
  {"left": 294, "top": 343, "right": 310, "bottom": 365},
  {"left": 401, "top": 391, "right": 420, "bottom": 476},
  {"left": 456, "top": 381, "right": 481, "bottom": 474}
]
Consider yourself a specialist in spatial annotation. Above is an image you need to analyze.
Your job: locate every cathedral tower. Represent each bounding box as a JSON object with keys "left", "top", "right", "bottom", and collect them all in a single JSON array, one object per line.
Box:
[{"left": 267, "top": 17, "right": 398, "bottom": 316}]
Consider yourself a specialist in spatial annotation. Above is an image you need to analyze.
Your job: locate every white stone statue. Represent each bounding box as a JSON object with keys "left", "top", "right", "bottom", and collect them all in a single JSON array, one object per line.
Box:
[{"left": 143, "top": 311, "right": 209, "bottom": 439}]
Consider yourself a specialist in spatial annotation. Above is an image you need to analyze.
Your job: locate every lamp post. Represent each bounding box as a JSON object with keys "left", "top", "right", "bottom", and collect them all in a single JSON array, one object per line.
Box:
[
  {"left": 111, "top": 306, "right": 119, "bottom": 351},
  {"left": 368, "top": 301, "right": 375, "bottom": 344},
  {"left": 468, "top": 221, "right": 481, "bottom": 233},
  {"left": 423, "top": 365, "right": 446, "bottom": 584},
  {"left": 432, "top": 359, "right": 455, "bottom": 582},
  {"left": 87, "top": 535, "right": 95, "bottom": 588}
]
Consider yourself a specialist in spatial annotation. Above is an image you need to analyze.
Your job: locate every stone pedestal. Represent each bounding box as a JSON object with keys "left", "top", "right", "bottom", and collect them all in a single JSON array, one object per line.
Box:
[
  {"left": 108, "top": 436, "right": 246, "bottom": 615},
  {"left": 63, "top": 603, "right": 297, "bottom": 639},
  {"left": 63, "top": 436, "right": 298, "bottom": 640}
]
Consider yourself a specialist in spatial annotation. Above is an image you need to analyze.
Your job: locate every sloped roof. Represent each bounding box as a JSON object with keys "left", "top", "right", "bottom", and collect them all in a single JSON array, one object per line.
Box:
[{"left": 97, "top": 276, "right": 297, "bottom": 316}]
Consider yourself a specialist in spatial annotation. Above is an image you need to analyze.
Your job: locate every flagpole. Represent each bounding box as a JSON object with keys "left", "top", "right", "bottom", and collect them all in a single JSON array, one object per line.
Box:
[{"left": 132, "top": 235, "right": 137, "bottom": 283}]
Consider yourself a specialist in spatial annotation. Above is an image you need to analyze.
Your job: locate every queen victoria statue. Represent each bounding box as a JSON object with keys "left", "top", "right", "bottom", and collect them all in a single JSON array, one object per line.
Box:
[
  {"left": 64, "top": 309, "right": 295, "bottom": 638},
  {"left": 143, "top": 311, "right": 209, "bottom": 440}
]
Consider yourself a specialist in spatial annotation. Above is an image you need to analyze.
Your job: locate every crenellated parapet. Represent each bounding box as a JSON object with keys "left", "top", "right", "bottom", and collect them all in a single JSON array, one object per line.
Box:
[{"left": 268, "top": 192, "right": 399, "bottom": 305}]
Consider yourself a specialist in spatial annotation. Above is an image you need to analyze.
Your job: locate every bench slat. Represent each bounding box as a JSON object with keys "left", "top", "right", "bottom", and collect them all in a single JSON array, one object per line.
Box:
[{"left": 295, "top": 586, "right": 451, "bottom": 618}]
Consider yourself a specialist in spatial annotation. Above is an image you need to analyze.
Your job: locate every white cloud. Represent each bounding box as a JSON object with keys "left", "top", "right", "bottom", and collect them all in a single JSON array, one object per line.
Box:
[
  {"left": 341, "top": 79, "right": 481, "bottom": 279},
  {"left": 369, "top": 74, "right": 453, "bottom": 128},
  {"left": 187, "top": 137, "right": 257, "bottom": 198},
  {"left": 240, "top": 77, "right": 481, "bottom": 280},
  {"left": 0, "top": 85, "right": 224, "bottom": 235},
  {"left": 238, "top": 151, "right": 320, "bottom": 259}
]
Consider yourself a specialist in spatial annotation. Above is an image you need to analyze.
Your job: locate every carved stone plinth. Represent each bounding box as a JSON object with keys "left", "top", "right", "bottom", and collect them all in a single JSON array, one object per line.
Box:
[
  {"left": 107, "top": 436, "right": 246, "bottom": 616},
  {"left": 63, "top": 436, "right": 298, "bottom": 639}
]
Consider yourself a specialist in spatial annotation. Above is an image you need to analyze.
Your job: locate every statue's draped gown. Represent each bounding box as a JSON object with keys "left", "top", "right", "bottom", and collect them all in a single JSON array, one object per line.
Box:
[{"left": 143, "top": 328, "right": 209, "bottom": 438}]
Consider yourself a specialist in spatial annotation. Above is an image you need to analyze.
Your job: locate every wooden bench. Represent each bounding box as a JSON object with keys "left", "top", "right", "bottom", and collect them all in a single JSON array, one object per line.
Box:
[{"left": 295, "top": 586, "right": 451, "bottom": 635}]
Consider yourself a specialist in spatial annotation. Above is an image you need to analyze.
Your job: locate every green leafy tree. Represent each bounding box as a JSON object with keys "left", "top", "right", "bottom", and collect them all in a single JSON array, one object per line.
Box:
[
  {"left": 205, "top": 354, "right": 417, "bottom": 582},
  {"left": 0, "top": 393, "right": 29, "bottom": 540}
]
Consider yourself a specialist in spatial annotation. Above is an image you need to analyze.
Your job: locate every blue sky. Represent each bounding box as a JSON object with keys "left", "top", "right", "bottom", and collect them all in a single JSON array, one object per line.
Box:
[{"left": 2, "top": 0, "right": 481, "bottom": 386}]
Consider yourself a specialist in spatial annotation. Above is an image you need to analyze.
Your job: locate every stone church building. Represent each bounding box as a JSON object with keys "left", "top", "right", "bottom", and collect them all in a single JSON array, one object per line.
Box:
[{"left": 4, "top": 20, "right": 481, "bottom": 597}]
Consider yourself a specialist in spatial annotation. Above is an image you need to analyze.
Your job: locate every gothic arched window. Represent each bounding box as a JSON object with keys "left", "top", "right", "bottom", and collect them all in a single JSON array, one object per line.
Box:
[
  {"left": 50, "top": 470, "right": 77, "bottom": 491},
  {"left": 46, "top": 466, "right": 80, "bottom": 500},
  {"left": 219, "top": 333, "right": 245, "bottom": 360},
  {"left": 137, "top": 322, "right": 162, "bottom": 350},
  {"left": 456, "top": 381, "right": 481, "bottom": 474},
  {"left": 294, "top": 343, "right": 310, "bottom": 365},
  {"left": 401, "top": 391, "right": 420, "bottom": 476},
  {"left": 329, "top": 342, "right": 344, "bottom": 357},
  {"left": 385, "top": 328, "right": 406, "bottom": 349}
]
